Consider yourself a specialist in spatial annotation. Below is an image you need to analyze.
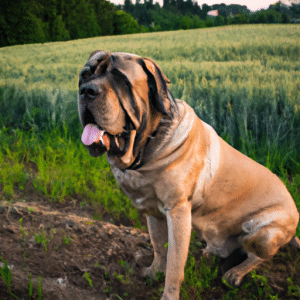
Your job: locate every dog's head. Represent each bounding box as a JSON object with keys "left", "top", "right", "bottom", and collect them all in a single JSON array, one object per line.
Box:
[{"left": 78, "top": 50, "right": 177, "bottom": 169}]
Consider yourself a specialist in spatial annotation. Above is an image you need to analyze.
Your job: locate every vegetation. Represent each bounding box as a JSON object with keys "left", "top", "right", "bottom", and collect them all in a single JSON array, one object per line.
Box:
[
  {"left": 0, "top": 24, "right": 300, "bottom": 298},
  {"left": 0, "top": 24, "right": 300, "bottom": 225},
  {"left": 1, "top": 0, "right": 300, "bottom": 47},
  {"left": 0, "top": 257, "right": 18, "bottom": 299}
]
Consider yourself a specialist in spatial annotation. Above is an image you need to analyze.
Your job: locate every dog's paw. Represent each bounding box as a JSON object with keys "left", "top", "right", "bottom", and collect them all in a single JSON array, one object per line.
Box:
[{"left": 222, "top": 269, "right": 243, "bottom": 287}]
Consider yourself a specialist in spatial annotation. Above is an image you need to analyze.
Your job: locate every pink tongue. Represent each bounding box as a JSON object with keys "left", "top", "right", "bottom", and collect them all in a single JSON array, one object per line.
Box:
[{"left": 81, "top": 124, "right": 104, "bottom": 146}]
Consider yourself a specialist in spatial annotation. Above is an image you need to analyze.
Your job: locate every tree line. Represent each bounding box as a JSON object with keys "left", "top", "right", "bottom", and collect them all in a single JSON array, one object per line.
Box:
[
  {"left": 120, "top": 0, "right": 300, "bottom": 32},
  {"left": 1, "top": 0, "right": 300, "bottom": 48},
  {"left": 0, "top": 0, "right": 139, "bottom": 47}
]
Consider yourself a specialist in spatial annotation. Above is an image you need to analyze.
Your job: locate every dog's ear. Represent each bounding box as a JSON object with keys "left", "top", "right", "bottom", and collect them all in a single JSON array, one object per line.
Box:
[
  {"left": 143, "top": 58, "right": 171, "bottom": 84},
  {"left": 88, "top": 50, "right": 107, "bottom": 60},
  {"left": 139, "top": 57, "right": 172, "bottom": 116}
]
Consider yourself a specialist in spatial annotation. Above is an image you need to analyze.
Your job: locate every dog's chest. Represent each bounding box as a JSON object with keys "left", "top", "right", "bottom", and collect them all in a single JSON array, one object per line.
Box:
[{"left": 111, "top": 167, "right": 159, "bottom": 212}]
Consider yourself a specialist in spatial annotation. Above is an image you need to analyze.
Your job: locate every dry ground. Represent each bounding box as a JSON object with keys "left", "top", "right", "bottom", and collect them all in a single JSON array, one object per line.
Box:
[{"left": 1, "top": 198, "right": 300, "bottom": 300}]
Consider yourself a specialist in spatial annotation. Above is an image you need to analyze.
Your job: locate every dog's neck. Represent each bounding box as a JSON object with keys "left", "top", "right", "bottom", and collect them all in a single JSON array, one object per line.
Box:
[{"left": 126, "top": 100, "right": 194, "bottom": 171}]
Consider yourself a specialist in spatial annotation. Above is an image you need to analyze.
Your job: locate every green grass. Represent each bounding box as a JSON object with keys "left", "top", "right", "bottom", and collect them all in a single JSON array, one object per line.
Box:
[
  {"left": 0, "top": 257, "right": 18, "bottom": 299},
  {"left": 0, "top": 23, "right": 299, "bottom": 227},
  {"left": 0, "top": 23, "right": 300, "bottom": 299},
  {"left": 0, "top": 127, "right": 141, "bottom": 227}
]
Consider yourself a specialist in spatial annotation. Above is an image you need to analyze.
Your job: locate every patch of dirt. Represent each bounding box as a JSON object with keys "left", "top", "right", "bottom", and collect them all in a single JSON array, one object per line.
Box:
[
  {"left": 0, "top": 200, "right": 300, "bottom": 300},
  {"left": 0, "top": 200, "right": 157, "bottom": 300}
]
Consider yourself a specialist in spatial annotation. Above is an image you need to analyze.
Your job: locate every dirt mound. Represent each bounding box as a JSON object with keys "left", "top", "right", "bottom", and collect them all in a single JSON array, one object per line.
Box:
[
  {"left": 0, "top": 201, "right": 157, "bottom": 300},
  {"left": 0, "top": 200, "right": 300, "bottom": 300}
]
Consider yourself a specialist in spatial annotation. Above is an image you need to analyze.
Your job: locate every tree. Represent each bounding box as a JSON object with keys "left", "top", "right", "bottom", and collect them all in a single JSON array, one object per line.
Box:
[
  {"left": 214, "top": 15, "right": 225, "bottom": 26},
  {"left": 124, "top": 0, "right": 134, "bottom": 14},
  {"left": 249, "top": 11, "right": 268, "bottom": 23},
  {"left": 113, "top": 10, "right": 139, "bottom": 35},
  {"left": 91, "top": 0, "right": 116, "bottom": 36},
  {"left": 63, "top": 0, "right": 101, "bottom": 39},
  {"left": 163, "top": 0, "right": 171, "bottom": 9},
  {"left": 0, "top": 0, "right": 46, "bottom": 46},
  {"left": 230, "top": 13, "right": 249, "bottom": 24},
  {"left": 201, "top": 4, "right": 211, "bottom": 19},
  {"left": 266, "top": 9, "right": 283, "bottom": 23}
]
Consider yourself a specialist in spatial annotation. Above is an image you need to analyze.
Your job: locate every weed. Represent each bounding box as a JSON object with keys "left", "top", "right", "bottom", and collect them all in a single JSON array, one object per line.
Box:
[
  {"left": 34, "top": 227, "right": 57, "bottom": 252},
  {"left": 84, "top": 221, "right": 95, "bottom": 226},
  {"left": 28, "top": 273, "right": 33, "bottom": 299},
  {"left": 102, "top": 266, "right": 111, "bottom": 293},
  {"left": 84, "top": 271, "right": 93, "bottom": 288},
  {"left": 19, "top": 217, "right": 29, "bottom": 258},
  {"left": 287, "top": 277, "right": 300, "bottom": 297},
  {"left": 248, "top": 270, "right": 278, "bottom": 299},
  {"left": 181, "top": 253, "right": 218, "bottom": 299},
  {"left": 114, "top": 260, "right": 135, "bottom": 285},
  {"left": 0, "top": 257, "right": 18, "bottom": 299},
  {"left": 37, "top": 276, "right": 42, "bottom": 300},
  {"left": 27, "top": 207, "right": 35, "bottom": 214},
  {"left": 62, "top": 235, "right": 72, "bottom": 245},
  {"left": 19, "top": 218, "right": 27, "bottom": 239}
]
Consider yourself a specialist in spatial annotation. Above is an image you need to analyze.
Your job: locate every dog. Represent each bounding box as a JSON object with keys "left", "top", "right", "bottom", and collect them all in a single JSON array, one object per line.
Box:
[{"left": 78, "top": 50, "right": 300, "bottom": 300}]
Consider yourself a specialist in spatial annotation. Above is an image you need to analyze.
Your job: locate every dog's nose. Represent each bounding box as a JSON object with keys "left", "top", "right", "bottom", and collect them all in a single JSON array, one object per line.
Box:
[{"left": 79, "top": 83, "right": 99, "bottom": 101}]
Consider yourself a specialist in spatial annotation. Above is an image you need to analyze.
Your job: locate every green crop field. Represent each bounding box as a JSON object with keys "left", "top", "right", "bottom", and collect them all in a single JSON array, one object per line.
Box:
[{"left": 1, "top": 24, "right": 300, "bottom": 299}]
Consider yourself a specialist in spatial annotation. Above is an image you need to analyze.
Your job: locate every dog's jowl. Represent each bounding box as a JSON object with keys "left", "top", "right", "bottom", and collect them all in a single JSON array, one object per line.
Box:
[{"left": 78, "top": 50, "right": 300, "bottom": 300}]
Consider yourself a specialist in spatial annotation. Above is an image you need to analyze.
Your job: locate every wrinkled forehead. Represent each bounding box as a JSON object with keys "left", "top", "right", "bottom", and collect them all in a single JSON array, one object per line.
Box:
[
  {"left": 87, "top": 51, "right": 144, "bottom": 81},
  {"left": 89, "top": 51, "right": 140, "bottom": 61}
]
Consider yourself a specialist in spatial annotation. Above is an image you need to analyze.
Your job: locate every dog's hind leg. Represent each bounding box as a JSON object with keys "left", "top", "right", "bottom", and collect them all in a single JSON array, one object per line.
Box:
[
  {"left": 223, "top": 222, "right": 295, "bottom": 287},
  {"left": 142, "top": 215, "right": 168, "bottom": 279}
]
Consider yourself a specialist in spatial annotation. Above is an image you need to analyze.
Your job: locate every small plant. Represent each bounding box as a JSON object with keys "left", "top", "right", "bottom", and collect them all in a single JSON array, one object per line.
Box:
[
  {"left": 222, "top": 278, "right": 239, "bottom": 300},
  {"left": 19, "top": 217, "right": 27, "bottom": 239},
  {"left": 27, "top": 207, "right": 35, "bottom": 214},
  {"left": 249, "top": 270, "right": 278, "bottom": 299},
  {"left": 287, "top": 277, "right": 300, "bottom": 297},
  {"left": 62, "top": 235, "right": 72, "bottom": 245},
  {"left": 19, "top": 217, "right": 29, "bottom": 258},
  {"left": 114, "top": 260, "right": 135, "bottom": 285},
  {"left": 0, "top": 257, "right": 18, "bottom": 299},
  {"left": 37, "top": 276, "right": 42, "bottom": 300},
  {"left": 144, "top": 271, "right": 165, "bottom": 287},
  {"left": 84, "top": 221, "right": 95, "bottom": 226},
  {"left": 102, "top": 266, "right": 111, "bottom": 293},
  {"left": 34, "top": 227, "right": 57, "bottom": 252},
  {"left": 181, "top": 253, "right": 218, "bottom": 299},
  {"left": 28, "top": 273, "right": 33, "bottom": 299},
  {"left": 152, "top": 286, "right": 164, "bottom": 299},
  {"left": 84, "top": 271, "right": 93, "bottom": 288}
]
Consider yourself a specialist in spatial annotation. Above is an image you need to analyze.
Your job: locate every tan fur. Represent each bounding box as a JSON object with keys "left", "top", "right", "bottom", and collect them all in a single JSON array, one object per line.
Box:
[{"left": 78, "top": 51, "right": 300, "bottom": 300}]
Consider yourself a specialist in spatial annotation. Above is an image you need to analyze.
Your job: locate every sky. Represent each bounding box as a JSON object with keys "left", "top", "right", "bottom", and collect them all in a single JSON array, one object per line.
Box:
[{"left": 109, "top": 0, "right": 287, "bottom": 12}]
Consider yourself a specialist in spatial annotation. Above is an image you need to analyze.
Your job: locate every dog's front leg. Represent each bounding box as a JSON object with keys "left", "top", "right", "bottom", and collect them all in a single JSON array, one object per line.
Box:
[{"left": 162, "top": 201, "right": 192, "bottom": 300}]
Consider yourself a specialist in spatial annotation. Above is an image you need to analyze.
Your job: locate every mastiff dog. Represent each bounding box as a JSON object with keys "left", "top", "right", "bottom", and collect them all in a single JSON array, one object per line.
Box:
[{"left": 78, "top": 50, "right": 300, "bottom": 300}]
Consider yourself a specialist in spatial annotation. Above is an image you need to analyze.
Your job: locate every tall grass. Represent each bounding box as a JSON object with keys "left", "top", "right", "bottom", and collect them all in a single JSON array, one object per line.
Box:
[
  {"left": 1, "top": 25, "right": 299, "bottom": 91},
  {"left": 0, "top": 126, "right": 141, "bottom": 226},
  {"left": 0, "top": 85, "right": 78, "bottom": 135},
  {"left": 0, "top": 24, "right": 299, "bottom": 220},
  {"left": 1, "top": 23, "right": 300, "bottom": 300}
]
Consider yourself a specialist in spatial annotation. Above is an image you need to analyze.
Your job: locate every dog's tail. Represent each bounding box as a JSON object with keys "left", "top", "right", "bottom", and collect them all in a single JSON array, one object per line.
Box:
[{"left": 290, "top": 236, "right": 300, "bottom": 250}]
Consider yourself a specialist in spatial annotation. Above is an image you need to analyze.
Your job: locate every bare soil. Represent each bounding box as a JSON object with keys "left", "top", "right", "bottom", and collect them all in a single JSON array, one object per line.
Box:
[{"left": 1, "top": 198, "right": 300, "bottom": 300}]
